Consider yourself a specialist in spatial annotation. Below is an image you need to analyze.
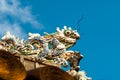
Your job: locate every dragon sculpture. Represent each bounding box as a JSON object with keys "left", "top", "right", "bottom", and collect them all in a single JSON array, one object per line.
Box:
[{"left": 0, "top": 26, "right": 91, "bottom": 80}]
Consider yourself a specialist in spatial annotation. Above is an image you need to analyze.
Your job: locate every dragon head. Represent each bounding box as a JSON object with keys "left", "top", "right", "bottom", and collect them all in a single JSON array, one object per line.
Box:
[{"left": 62, "top": 26, "right": 80, "bottom": 39}]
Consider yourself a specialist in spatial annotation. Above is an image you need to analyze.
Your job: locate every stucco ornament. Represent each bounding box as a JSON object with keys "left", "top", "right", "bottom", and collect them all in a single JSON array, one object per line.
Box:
[{"left": 0, "top": 26, "right": 91, "bottom": 80}]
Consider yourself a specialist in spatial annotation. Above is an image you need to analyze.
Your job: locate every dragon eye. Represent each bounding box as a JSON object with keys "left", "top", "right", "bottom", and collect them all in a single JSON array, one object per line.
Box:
[{"left": 65, "top": 30, "right": 71, "bottom": 36}]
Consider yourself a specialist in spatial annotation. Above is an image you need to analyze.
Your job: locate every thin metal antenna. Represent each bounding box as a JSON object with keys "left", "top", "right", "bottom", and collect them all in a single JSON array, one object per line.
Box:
[{"left": 76, "top": 15, "right": 84, "bottom": 32}]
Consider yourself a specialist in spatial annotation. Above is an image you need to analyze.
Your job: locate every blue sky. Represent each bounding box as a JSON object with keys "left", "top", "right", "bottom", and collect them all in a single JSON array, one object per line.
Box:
[{"left": 0, "top": 0, "right": 120, "bottom": 80}]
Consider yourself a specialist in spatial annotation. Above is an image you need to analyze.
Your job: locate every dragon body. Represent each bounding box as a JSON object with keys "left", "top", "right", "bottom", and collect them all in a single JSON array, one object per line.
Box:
[{"left": 0, "top": 26, "right": 91, "bottom": 80}]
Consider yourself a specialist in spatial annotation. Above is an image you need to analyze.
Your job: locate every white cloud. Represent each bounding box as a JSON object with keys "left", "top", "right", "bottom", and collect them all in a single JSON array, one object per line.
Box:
[
  {"left": 0, "top": 0, "right": 43, "bottom": 38},
  {"left": 0, "top": 22, "right": 26, "bottom": 38}
]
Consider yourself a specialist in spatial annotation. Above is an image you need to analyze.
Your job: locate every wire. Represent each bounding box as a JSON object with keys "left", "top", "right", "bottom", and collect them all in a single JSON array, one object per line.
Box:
[{"left": 76, "top": 15, "right": 84, "bottom": 32}]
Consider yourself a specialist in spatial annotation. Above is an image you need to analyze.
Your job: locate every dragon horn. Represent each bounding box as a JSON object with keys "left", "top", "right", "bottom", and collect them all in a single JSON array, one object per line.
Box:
[
  {"left": 63, "top": 26, "right": 67, "bottom": 30},
  {"left": 28, "top": 32, "right": 32, "bottom": 36},
  {"left": 68, "top": 27, "right": 72, "bottom": 30},
  {"left": 56, "top": 27, "right": 60, "bottom": 31}
]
